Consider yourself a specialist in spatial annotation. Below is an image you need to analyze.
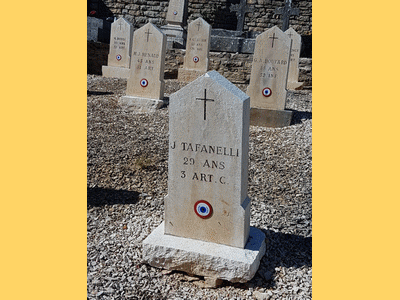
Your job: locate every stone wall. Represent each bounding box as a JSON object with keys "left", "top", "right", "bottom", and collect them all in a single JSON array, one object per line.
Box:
[
  {"left": 88, "top": 43, "right": 312, "bottom": 88},
  {"left": 88, "top": 0, "right": 312, "bottom": 35},
  {"left": 165, "top": 49, "right": 311, "bottom": 87}
]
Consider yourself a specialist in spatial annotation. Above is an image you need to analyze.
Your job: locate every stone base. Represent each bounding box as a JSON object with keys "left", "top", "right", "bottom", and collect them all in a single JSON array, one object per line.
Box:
[
  {"left": 102, "top": 66, "right": 130, "bottom": 79},
  {"left": 287, "top": 81, "right": 304, "bottom": 90},
  {"left": 161, "top": 25, "right": 187, "bottom": 49},
  {"left": 250, "top": 108, "right": 293, "bottom": 128},
  {"left": 119, "top": 96, "right": 166, "bottom": 113},
  {"left": 142, "top": 221, "right": 266, "bottom": 283},
  {"left": 177, "top": 68, "right": 205, "bottom": 82}
]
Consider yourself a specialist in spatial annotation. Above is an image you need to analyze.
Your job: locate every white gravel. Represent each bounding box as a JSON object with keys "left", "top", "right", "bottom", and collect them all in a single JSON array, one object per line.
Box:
[{"left": 87, "top": 75, "right": 312, "bottom": 299}]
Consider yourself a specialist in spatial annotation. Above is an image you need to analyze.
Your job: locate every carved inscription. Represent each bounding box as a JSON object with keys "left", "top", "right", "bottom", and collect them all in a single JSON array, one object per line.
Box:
[
  {"left": 171, "top": 141, "right": 239, "bottom": 185},
  {"left": 188, "top": 38, "right": 206, "bottom": 51},
  {"left": 113, "top": 37, "right": 126, "bottom": 50},
  {"left": 253, "top": 58, "right": 288, "bottom": 79},
  {"left": 132, "top": 51, "right": 160, "bottom": 71}
]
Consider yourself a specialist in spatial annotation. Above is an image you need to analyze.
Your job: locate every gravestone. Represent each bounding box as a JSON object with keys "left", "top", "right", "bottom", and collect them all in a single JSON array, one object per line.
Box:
[
  {"left": 142, "top": 71, "right": 266, "bottom": 283},
  {"left": 119, "top": 23, "right": 167, "bottom": 112},
  {"left": 247, "top": 26, "right": 293, "bottom": 127},
  {"left": 274, "top": 0, "right": 300, "bottom": 32},
  {"left": 285, "top": 27, "right": 303, "bottom": 89},
  {"left": 161, "top": 0, "right": 188, "bottom": 49},
  {"left": 87, "top": 16, "right": 111, "bottom": 43},
  {"left": 230, "top": 0, "right": 255, "bottom": 32},
  {"left": 102, "top": 17, "right": 134, "bottom": 78},
  {"left": 178, "top": 17, "right": 211, "bottom": 82}
]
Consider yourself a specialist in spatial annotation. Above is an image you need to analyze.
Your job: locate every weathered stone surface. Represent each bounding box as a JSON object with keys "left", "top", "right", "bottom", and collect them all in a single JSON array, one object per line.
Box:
[
  {"left": 87, "top": 16, "right": 111, "bottom": 43},
  {"left": 250, "top": 107, "right": 293, "bottom": 128},
  {"left": 210, "top": 35, "right": 256, "bottom": 54},
  {"left": 285, "top": 27, "right": 303, "bottom": 89},
  {"left": 120, "top": 23, "right": 167, "bottom": 111},
  {"left": 142, "top": 222, "right": 266, "bottom": 283},
  {"left": 178, "top": 17, "right": 211, "bottom": 81},
  {"left": 102, "top": 17, "right": 134, "bottom": 78},
  {"left": 166, "top": 0, "right": 188, "bottom": 26},
  {"left": 247, "top": 26, "right": 292, "bottom": 111},
  {"left": 166, "top": 70, "right": 251, "bottom": 248}
]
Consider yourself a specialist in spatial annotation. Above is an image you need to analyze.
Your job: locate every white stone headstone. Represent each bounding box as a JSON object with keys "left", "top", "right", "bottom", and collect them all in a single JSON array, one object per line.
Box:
[
  {"left": 102, "top": 17, "right": 134, "bottom": 78},
  {"left": 166, "top": 0, "right": 188, "bottom": 26},
  {"left": 285, "top": 27, "right": 303, "bottom": 89},
  {"left": 142, "top": 71, "right": 266, "bottom": 282},
  {"left": 119, "top": 23, "right": 167, "bottom": 112},
  {"left": 178, "top": 17, "right": 211, "bottom": 81},
  {"left": 247, "top": 26, "right": 292, "bottom": 111},
  {"left": 166, "top": 70, "right": 251, "bottom": 248}
]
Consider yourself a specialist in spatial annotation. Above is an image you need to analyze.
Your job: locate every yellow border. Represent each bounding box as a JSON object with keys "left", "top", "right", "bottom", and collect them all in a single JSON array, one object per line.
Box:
[
  {"left": 1, "top": 1, "right": 86, "bottom": 299},
  {"left": 314, "top": 1, "right": 400, "bottom": 299}
]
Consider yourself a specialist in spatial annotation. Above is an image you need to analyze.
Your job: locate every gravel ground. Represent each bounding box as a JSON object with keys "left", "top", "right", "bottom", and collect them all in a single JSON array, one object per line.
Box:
[{"left": 87, "top": 74, "right": 312, "bottom": 300}]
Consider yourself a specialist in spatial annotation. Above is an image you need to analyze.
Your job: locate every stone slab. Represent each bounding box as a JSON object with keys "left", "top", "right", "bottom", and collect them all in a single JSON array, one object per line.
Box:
[
  {"left": 250, "top": 107, "right": 293, "bottom": 128},
  {"left": 247, "top": 26, "right": 292, "bottom": 111},
  {"left": 177, "top": 68, "right": 204, "bottom": 82},
  {"left": 107, "top": 17, "right": 134, "bottom": 69},
  {"left": 87, "top": 16, "right": 112, "bottom": 43},
  {"left": 126, "top": 23, "right": 167, "bottom": 100},
  {"left": 142, "top": 221, "right": 266, "bottom": 283},
  {"left": 166, "top": 71, "right": 251, "bottom": 248},
  {"left": 166, "top": 0, "right": 188, "bottom": 26},
  {"left": 285, "top": 27, "right": 303, "bottom": 90},
  {"left": 102, "top": 66, "right": 130, "bottom": 79},
  {"left": 210, "top": 35, "right": 255, "bottom": 54},
  {"left": 119, "top": 96, "right": 166, "bottom": 113},
  {"left": 182, "top": 17, "right": 211, "bottom": 73},
  {"left": 161, "top": 24, "right": 187, "bottom": 49},
  {"left": 287, "top": 81, "right": 304, "bottom": 90}
]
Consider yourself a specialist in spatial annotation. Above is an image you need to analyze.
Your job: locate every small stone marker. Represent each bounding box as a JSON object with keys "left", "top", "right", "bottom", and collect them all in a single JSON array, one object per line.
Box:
[
  {"left": 247, "top": 26, "right": 293, "bottom": 127},
  {"left": 161, "top": 0, "right": 188, "bottom": 49},
  {"left": 119, "top": 23, "right": 167, "bottom": 112},
  {"left": 166, "top": 0, "right": 188, "bottom": 26},
  {"left": 285, "top": 27, "right": 303, "bottom": 89},
  {"left": 142, "top": 71, "right": 266, "bottom": 283},
  {"left": 102, "top": 17, "right": 134, "bottom": 78},
  {"left": 178, "top": 17, "right": 211, "bottom": 82}
]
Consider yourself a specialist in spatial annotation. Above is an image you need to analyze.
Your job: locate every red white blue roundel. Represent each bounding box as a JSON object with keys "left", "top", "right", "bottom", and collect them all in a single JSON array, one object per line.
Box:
[
  {"left": 193, "top": 56, "right": 199, "bottom": 63},
  {"left": 116, "top": 54, "right": 122, "bottom": 61},
  {"left": 262, "top": 87, "right": 272, "bottom": 97},
  {"left": 140, "top": 78, "right": 148, "bottom": 87},
  {"left": 194, "top": 200, "right": 213, "bottom": 219},
  {"left": 173, "top": 11, "right": 178, "bottom": 15}
]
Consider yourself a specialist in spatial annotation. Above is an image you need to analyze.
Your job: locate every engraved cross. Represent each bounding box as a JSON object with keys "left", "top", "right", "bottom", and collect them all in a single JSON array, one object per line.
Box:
[
  {"left": 269, "top": 33, "right": 278, "bottom": 48},
  {"left": 196, "top": 89, "right": 214, "bottom": 121},
  {"left": 144, "top": 29, "right": 152, "bottom": 42},
  {"left": 274, "top": 0, "right": 300, "bottom": 32},
  {"left": 196, "top": 22, "right": 202, "bottom": 31}
]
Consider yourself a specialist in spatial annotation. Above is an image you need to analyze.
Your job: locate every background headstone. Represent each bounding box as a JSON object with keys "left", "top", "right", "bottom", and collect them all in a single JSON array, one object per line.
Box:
[
  {"left": 142, "top": 71, "right": 266, "bottom": 283},
  {"left": 285, "top": 27, "right": 303, "bottom": 89},
  {"left": 87, "top": 16, "right": 111, "bottom": 43},
  {"left": 178, "top": 17, "right": 211, "bottom": 82},
  {"left": 119, "top": 23, "right": 167, "bottom": 112},
  {"left": 247, "top": 26, "right": 293, "bottom": 127},
  {"left": 102, "top": 17, "right": 133, "bottom": 78},
  {"left": 161, "top": 0, "right": 188, "bottom": 49}
]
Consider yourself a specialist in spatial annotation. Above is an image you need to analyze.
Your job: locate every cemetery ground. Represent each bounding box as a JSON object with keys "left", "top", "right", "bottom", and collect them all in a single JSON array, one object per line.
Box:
[{"left": 87, "top": 75, "right": 312, "bottom": 300}]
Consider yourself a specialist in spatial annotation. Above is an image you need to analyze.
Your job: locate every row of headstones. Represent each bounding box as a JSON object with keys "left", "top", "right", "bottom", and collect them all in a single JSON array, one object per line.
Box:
[
  {"left": 100, "top": 18, "right": 304, "bottom": 284},
  {"left": 102, "top": 17, "right": 303, "bottom": 126}
]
